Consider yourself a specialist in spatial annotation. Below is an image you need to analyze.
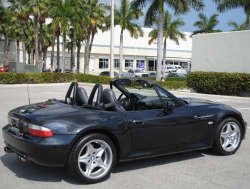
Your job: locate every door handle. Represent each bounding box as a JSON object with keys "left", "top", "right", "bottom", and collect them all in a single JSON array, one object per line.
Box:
[{"left": 133, "top": 120, "right": 144, "bottom": 125}]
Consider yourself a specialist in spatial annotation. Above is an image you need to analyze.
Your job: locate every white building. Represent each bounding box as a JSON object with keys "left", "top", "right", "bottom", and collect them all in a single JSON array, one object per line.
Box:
[
  {"left": 192, "top": 30, "right": 250, "bottom": 73},
  {"left": 0, "top": 25, "right": 193, "bottom": 73}
]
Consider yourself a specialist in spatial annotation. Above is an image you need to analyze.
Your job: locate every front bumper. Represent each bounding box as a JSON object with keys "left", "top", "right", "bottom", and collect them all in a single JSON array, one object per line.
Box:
[{"left": 2, "top": 125, "right": 76, "bottom": 167}]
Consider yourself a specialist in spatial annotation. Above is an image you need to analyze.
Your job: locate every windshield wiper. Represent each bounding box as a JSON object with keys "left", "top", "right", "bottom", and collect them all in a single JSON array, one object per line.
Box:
[{"left": 179, "top": 98, "right": 188, "bottom": 105}]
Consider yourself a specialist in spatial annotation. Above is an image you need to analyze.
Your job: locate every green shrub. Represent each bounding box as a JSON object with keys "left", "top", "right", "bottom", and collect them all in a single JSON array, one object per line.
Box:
[
  {"left": 0, "top": 72, "right": 187, "bottom": 90},
  {"left": 0, "top": 73, "right": 75, "bottom": 84},
  {"left": 187, "top": 72, "right": 250, "bottom": 95}
]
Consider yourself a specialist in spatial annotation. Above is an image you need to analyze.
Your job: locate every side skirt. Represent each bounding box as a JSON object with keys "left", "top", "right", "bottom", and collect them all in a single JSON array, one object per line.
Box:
[{"left": 119, "top": 139, "right": 213, "bottom": 162}]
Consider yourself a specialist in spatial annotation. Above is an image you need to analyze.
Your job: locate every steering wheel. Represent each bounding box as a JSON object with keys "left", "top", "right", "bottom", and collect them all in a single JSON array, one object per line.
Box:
[
  {"left": 65, "top": 82, "right": 78, "bottom": 105},
  {"left": 118, "top": 92, "right": 131, "bottom": 110}
]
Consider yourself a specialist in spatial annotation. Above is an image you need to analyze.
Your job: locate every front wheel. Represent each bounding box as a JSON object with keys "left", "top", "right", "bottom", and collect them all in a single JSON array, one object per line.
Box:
[
  {"left": 212, "top": 117, "right": 242, "bottom": 155},
  {"left": 66, "top": 133, "right": 116, "bottom": 184}
]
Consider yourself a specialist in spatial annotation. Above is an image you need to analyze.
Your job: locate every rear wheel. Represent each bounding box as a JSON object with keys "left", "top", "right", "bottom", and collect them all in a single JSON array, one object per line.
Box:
[
  {"left": 66, "top": 133, "right": 116, "bottom": 184},
  {"left": 212, "top": 117, "right": 242, "bottom": 155}
]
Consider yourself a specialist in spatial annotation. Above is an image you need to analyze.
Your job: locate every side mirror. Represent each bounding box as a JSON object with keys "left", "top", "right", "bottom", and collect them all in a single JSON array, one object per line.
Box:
[{"left": 167, "top": 102, "right": 174, "bottom": 110}]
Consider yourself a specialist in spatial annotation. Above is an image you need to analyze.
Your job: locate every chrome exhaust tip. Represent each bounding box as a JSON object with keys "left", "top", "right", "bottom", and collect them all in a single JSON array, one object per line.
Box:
[
  {"left": 17, "top": 155, "right": 27, "bottom": 162},
  {"left": 4, "top": 147, "right": 14, "bottom": 153}
]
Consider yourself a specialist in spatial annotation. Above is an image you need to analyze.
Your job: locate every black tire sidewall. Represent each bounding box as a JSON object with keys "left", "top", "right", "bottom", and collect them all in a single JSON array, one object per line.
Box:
[
  {"left": 213, "top": 117, "right": 242, "bottom": 155},
  {"left": 68, "top": 133, "right": 117, "bottom": 184}
]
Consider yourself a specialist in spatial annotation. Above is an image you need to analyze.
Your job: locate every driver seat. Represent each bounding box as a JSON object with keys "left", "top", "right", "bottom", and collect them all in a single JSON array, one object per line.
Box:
[
  {"left": 77, "top": 87, "right": 88, "bottom": 105},
  {"left": 101, "top": 89, "right": 125, "bottom": 112}
]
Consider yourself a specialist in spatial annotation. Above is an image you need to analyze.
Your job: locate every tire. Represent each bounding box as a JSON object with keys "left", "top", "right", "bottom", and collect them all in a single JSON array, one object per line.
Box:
[
  {"left": 212, "top": 117, "right": 242, "bottom": 155},
  {"left": 66, "top": 133, "right": 116, "bottom": 184}
]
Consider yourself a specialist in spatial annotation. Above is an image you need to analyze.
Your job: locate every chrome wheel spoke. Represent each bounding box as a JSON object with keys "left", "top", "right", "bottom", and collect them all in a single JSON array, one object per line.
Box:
[
  {"left": 96, "top": 159, "right": 108, "bottom": 170},
  {"left": 86, "top": 143, "right": 96, "bottom": 155},
  {"left": 86, "top": 162, "right": 96, "bottom": 176},
  {"left": 225, "top": 124, "right": 232, "bottom": 133},
  {"left": 96, "top": 144, "right": 106, "bottom": 158},
  {"left": 231, "top": 128, "right": 238, "bottom": 137},
  {"left": 79, "top": 155, "right": 89, "bottom": 164},
  {"left": 221, "top": 132, "right": 228, "bottom": 139},
  {"left": 223, "top": 137, "right": 230, "bottom": 148}
]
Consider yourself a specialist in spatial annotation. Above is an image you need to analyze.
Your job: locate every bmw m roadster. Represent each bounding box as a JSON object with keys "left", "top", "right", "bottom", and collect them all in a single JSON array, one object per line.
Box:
[{"left": 2, "top": 78, "right": 247, "bottom": 183}]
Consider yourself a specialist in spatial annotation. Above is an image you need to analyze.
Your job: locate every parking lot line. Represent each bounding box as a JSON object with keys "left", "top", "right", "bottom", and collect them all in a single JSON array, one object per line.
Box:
[
  {"left": 236, "top": 108, "right": 250, "bottom": 110},
  {"left": 248, "top": 127, "right": 250, "bottom": 129}
]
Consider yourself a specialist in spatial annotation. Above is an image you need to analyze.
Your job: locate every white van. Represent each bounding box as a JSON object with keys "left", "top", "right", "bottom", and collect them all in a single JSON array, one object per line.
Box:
[{"left": 164, "top": 65, "right": 182, "bottom": 73}]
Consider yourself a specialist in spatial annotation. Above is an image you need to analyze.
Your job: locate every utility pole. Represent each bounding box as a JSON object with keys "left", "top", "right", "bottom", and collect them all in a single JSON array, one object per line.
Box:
[{"left": 110, "top": 0, "right": 114, "bottom": 78}]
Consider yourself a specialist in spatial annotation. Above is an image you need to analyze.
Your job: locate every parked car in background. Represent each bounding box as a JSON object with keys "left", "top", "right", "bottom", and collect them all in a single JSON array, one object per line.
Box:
[
  {"left": 133, "top": 69, "right": 148, "bottom": 77},
  {"left": 99, "top": 71, "right": 119, "bottom": 77},
  {"left": 148, "top": 72, "right": 165, "bottom": 80},
  {"left": 0, "top": 65, "right": 9, "bottom": 72},
  {"left": 122, "top": 69, "right": 148, "bottom": 77},
  {"left": 163, "top": 65, "right": 182, "bottom": 73},
  {"left": 167, "top": 73, "right": 186, "bottom": 77}
]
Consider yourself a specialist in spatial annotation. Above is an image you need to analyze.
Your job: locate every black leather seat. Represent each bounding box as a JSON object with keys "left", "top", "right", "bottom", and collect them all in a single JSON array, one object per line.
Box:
[
  {"left": 77, "top": 87, "right": 88, "bottom": 105},
  {"left": 101, "top": 89, "right": 125, "bottom": 112}
]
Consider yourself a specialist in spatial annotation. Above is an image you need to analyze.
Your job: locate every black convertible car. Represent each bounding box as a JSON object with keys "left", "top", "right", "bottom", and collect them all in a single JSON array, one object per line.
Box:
[{"left": 2, "top": 78, "right": 247, "bottom": 183}]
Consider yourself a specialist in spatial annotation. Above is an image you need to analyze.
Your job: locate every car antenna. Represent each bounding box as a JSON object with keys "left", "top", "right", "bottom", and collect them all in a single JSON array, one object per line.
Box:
[{"left": 27, "top": 82, "right": 31, "bottom": 105}]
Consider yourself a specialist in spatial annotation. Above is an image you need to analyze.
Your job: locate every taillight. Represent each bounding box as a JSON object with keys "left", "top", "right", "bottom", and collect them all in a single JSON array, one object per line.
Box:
[{"left": 28, "top": 124, "right": 54, "bottom": 137}]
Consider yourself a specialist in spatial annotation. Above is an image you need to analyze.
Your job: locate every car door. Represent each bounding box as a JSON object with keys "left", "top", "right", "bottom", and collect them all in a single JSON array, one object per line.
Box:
[{"left": 125, "top": 86, "right": 195, "bottom": 151}]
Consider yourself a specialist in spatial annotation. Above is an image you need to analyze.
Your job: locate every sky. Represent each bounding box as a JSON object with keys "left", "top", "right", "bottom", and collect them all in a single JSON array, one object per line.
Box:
[
  {"left": 101, "top": 0, "right": 246, "bottom": 33},
  {"left": 3, "top": 0, "right": 246, "bottom": 33}
]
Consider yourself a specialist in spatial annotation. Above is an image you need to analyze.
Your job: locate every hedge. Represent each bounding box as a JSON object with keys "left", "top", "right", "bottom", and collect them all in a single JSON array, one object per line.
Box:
[
  {"left": 0, "top": 72, "right": 75, "bottom": 84},
  {"left": 0, "top": 73, "right": 187, "bottom": 90},
  {"left": 187, "top": 71, "right": 250, "bottom": 95}
]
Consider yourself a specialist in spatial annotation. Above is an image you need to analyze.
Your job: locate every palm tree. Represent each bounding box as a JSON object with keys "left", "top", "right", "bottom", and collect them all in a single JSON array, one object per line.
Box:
[
  {"left": 51, "top": 0, "right": 81, "bottom": 73},
  {"left": 191, "top": 13, "right": 222, "bottom": 36},
  {"left": 214, "top": 0, "right": 250, "bottom": 30},
  {"left": 104, "top": 0, "right": 144, "bottom": 78},
  {"left": 25, "top": 18, "right": 35, "bottom": 64},
  {"left": 148, "top": 10, "right": 186, "bottom": 79},
  {"left": 228, "top": 20, "right": 246, "bottom": 31},
  {"left": 42, "top": 24, "right": 53, "bottom": 71},
  {"left": 131, "top": 0, "right": 204, "bottom": 81},
  {"left": 82, "top": 0, "right": 106, "bottom": 74},
  {"left": 26, "top": 0, "right": 47, "bottom": 67},
  {"left": 38, "top": 0, "right": 49, "bottom": 63},
  {"left": 8, "top": 0, "right": 30, "bottom": 64}
]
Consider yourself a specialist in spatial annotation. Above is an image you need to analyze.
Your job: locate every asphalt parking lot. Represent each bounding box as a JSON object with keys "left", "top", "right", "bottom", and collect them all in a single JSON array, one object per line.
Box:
[{"left": 0, "top": 83, "right": 249, "bottom": 189}]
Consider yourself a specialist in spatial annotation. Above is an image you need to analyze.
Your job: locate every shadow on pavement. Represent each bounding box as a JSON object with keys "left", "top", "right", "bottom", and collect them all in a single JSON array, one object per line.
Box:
[{"left": 0, "top": 153, "right": 83, "bottom": 185}]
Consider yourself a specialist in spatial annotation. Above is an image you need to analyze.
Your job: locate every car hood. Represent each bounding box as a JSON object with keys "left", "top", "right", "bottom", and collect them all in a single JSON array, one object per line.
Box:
[{"left": 180, "top": 97, "right": 224, "bottom": 107}]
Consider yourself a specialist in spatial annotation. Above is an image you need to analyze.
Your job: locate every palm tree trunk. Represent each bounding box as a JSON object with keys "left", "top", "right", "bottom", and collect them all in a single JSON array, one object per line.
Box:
[
  {"left": 17, "top": 40, "right": 20, "bottom": 62},
  {"left": 246, "top": 9, "right": 250, "bottom": 30},
  {"left": 84, "top": 28, "right": 91, "bottom": 74},
  {"left": 57, "top": 28, "right": 60, "bottom": 72},
  {"left": 28, "top": 52, "right": 30, "bottom": 64},
  {"left": 162, "top": 38, "right": 166, "bottom": 80},
  {"left": 88, "top": 31, "right": 95, "bottom": 66},
  {"left": 119, "top": 31, "right": 123, "bottom": 78},
  {"left": 71, "top": 31, "right": 76, "bottom": 73},
  {"left": 39, "top": 20, "right": 43, "bottom": 61},
  {"left": 76, "top": 39, "right": 81, "bottom": 73},
  {"left": 62, "top": 32, "right": 66, "bottom": 73},
  {"left": 5, "top": 39, "right": 12, "bottom": 66},
  {"left": 156, "top": 0, "right": 164, "bottom": 81},
  {"left": 3, "top": 37, "right": 7, "bottom": 67},
  {"left": 30, "top": 40, "right": 34, "bottom": 65},
  {"left": 51, "top": 31, "right": 56, "bottom": 73},
  {"left": 34, "top": 15, "right": 39, "bottom": 66},
  {"left": 43, "top": 46, "right": 48, "bottom": 71},
  {"left": 20, "top": 21, "right": 26, "bottom": 63}
]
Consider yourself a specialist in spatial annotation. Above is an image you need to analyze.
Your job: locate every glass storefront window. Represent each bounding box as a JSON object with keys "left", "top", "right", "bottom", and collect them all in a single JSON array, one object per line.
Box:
[{"left": 99, "top": 58, "right": 109, "bottom": 69}]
